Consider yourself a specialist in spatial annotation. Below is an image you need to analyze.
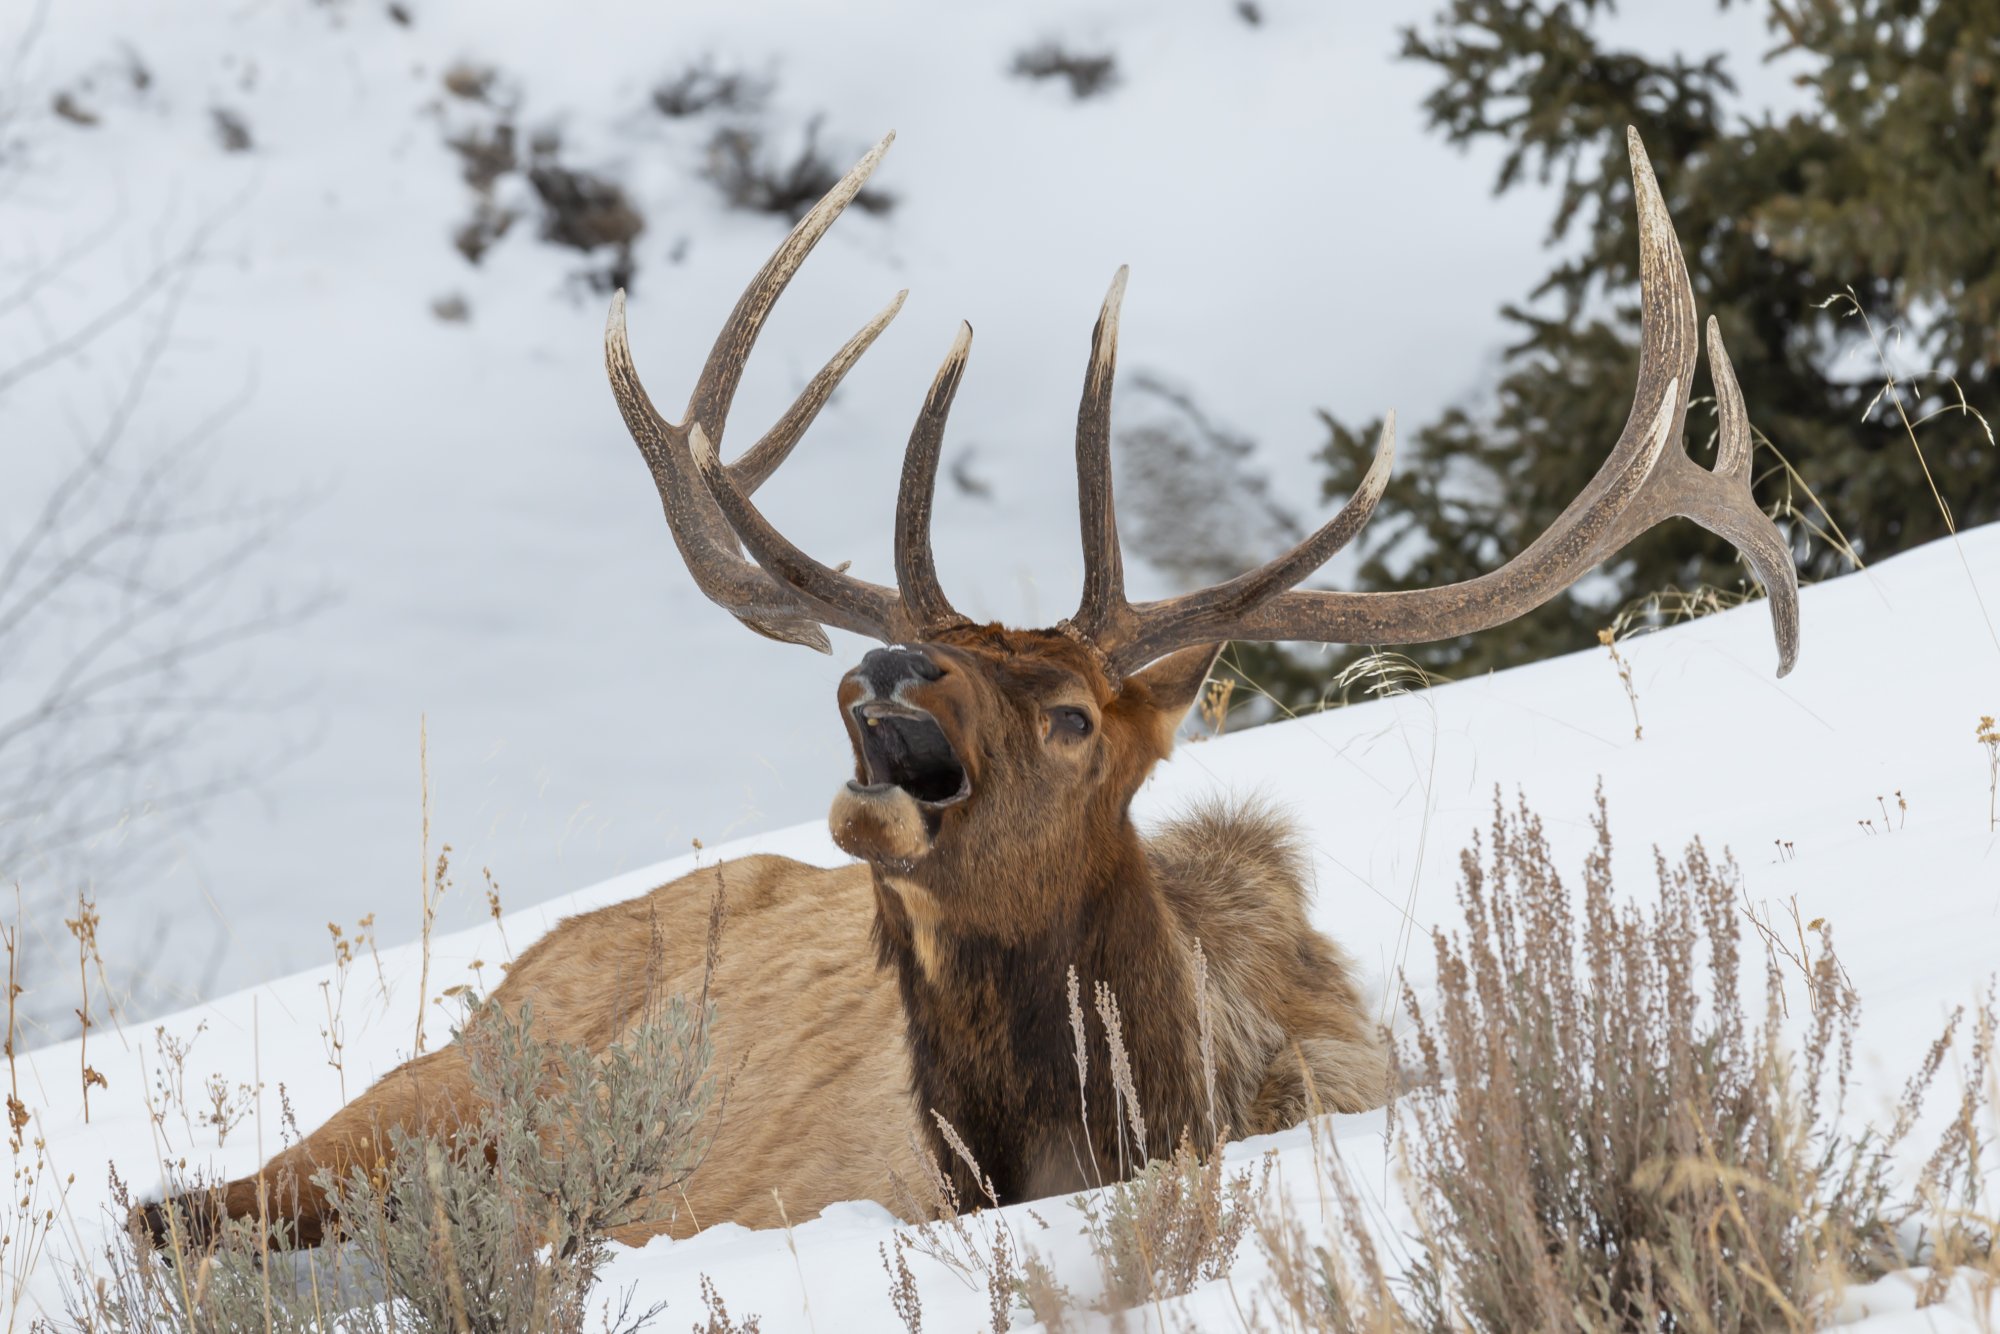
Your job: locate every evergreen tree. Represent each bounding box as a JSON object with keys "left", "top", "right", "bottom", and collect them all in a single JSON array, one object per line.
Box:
[{"left": 1228, "top": 0, "right": 1997, "bottom": 710}]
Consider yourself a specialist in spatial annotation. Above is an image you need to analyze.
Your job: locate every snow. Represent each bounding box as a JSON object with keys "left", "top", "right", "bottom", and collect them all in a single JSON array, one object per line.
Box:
[
  {"left": 12, "top": 523, "right": 2000, "bottom": 1328},
  {"left": 1, "top": 0, "right": 1807, "bottom": 1007},
  {"left": 8, "top": 0, "right": 1992, "bottom": 1326}
]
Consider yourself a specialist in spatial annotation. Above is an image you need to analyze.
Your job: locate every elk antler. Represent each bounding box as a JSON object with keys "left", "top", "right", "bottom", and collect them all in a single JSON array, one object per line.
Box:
[
  {"left": 610, "top": 128, "right": 1799, "bottom": 684},
  {"left": 1065, "top": 128, "right": 1800, "bottom": 681},
  {"left": 603, "top": 132, "right": 968, "bottom": 650}
]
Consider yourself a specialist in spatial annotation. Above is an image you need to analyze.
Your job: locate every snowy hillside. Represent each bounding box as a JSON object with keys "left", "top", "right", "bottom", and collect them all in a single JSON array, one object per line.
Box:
[
  {"left": 11, "top": 524, "right": 1999, "bottom": 1328},
  {"left": 0, "top": 0, "right": 1807, "bottom": 1011}
]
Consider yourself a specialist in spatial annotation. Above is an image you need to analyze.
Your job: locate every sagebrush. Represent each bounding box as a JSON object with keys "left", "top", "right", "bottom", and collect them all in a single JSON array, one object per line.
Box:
[
  {"left": 65, "top": 944, "right": 717, "bottom": 1334},
  {"left": 1257, "top": 788, "right": 1995, "bottom": 1332}
]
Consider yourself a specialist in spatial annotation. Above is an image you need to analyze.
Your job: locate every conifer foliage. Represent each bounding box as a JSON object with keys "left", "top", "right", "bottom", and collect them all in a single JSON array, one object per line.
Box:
[{"left": 1241, "top": 0, "right": 1998, "bottom": 702}]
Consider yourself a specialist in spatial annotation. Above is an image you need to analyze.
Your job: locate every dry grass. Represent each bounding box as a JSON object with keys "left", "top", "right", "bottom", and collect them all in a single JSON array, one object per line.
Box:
[
  {"left": 880, "top": 967, "right": 1268, "bottom": 1327},
  {"left": 693, "top": 1275, "right": 761, "bottom": 1333},
  {"left": 58, "top": 784, "right": 717, "bottom": 1332},
  {"left": 1398, "top": 789, "right": 1872, "bottom": 1328},
  {"left": 1594, "top": 583, "right": 1772, "bottom": 746},
  {"left": 1738, "top": 890, "right": 1855, "bottom": 1019},
  {"left": 4, "top": 907, "right": 70, "bottom": 1334},
  {"left": 880, "top": 1233, "right": 923, "bottom": 1332},
  {"left": 881, "top": 1135, "right": 1019, "bottom": 1331},
  {"left": 4, "top": 886, "right": 25, "bottom": 1155},
  {"left": 1245, "top": 789, "right": 1995, "bottom": 1331},
  {"left": 1979, "top": 715, "right": 1998, "bottom": 832},
  {"left": 4, "top": 1134, "right": 71, "bottom": 1334},
  {"left": 315, "top": 916, "right": 378, "bottom": 1104},
  {"left": 1754, "top": 432, "right": 1865, "bottom": 577},
  {"left": 68, "top": 945, "right": 713, "bottom": 1333},
  {"left": 1197, "top": 676, "right": 1238, "bottom": 738},
  {"left": 1821, "top": 288, "right": 2000, "bottom": 658},
  {"left": 63, "top": 891, "right": 107, "bottom": 1122},
  {"left": 1252, "top": 1153, "right": 1420, "bottom": 1333},
  {"left": 1071, "top": 978, "right": 1269, "bottom": 1312},
  {"left": 413, "top": 714, "right": 439, "bottom": 1056},
  {"left": 1076, "top": 1129, "right": 1270, "bottom": 1311},
  {"left": 1595, "top": 627, "right": 1643, "bottom": 741},
  {"left": 1606, "top": 583, "right": 1761, "bottom": 640}
]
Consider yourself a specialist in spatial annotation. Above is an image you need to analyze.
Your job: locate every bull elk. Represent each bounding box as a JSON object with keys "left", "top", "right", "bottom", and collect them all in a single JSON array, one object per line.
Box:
[{"left": 144, "top": 128, "right": 1798, "bottom": 1249}]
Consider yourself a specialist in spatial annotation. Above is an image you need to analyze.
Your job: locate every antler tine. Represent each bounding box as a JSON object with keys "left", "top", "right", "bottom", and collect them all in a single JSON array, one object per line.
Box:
[
  {"left": 1069, "top": 267, "right": 1131, "bottom": 640},
  {"left": 688, "top": 133, "right": 896, "bottom": 453},
  {"left": 1098, "top": 127, "right": 1807, "bottom": 679},
  {"left": 895, "top": 323, "right": 974, "bottom": 634},
  {"left": 729, "top": 289, "right": 908, "bottom": 494},
  {"left": 606, "top": 292, "right": 834, "bottom": 650},
  {"left": 689, "top": 423, "right": 913, "bottom": 638},
  {"left": 1710, "top": 317, "right": 1756, "bottom": 483},
  {"left": 1104, "top": 415, "right": 1396, "bottom": 670},
  {"left": 605, "top": 133, "right": 919, "bottom": 649},
  {"left": 1698, "top": 317, "right": 1799, "bottom": 672},
  {"left": 1544, "top": 319, "right": 1798, "bottom": 673}
]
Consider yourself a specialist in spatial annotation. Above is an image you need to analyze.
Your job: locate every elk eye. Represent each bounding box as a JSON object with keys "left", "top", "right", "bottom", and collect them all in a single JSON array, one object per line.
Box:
[{"left": 1048, "top": 707, "right": 1093, "bottom": 740}]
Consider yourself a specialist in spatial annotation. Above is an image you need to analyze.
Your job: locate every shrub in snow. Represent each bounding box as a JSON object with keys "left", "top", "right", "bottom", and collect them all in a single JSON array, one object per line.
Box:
[
  {"left": 1259, "top": 789, "right": 1996, "bottom": 1331},
  {"left": 1009, "top": 42, "right": 1120, "bottom": 101},
  {"left": 66, "top": 966, "right": 716, "bottom": 1334},
  {"left": 1074, "top": 1129, "right": 1270, "bottom": 1310},
  {"left": 650, "top": 59, "right": 769, "bottom": 119},
  {"left": 701, "top": 119, "right": 895, "bottom": 225}
]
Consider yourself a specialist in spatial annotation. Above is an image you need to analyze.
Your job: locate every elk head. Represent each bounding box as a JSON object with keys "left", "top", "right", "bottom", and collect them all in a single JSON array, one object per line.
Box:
[{"left": 604, "top": 130, "right": 1800, "bottom": 927}]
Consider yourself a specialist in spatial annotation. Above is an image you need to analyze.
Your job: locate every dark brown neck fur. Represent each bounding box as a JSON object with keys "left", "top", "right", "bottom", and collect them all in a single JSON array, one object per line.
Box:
[{"left": 872, "top": 817, "right": 1207, "bottom": 1205}]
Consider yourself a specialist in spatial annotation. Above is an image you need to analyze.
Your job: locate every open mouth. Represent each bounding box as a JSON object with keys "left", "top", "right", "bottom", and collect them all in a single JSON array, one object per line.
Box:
[{"left": 852, "top": 703, "right": 969, "bottom": 807}]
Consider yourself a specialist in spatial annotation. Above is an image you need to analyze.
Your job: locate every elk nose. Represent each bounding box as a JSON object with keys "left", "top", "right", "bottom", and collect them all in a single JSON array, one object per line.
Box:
[{"left": 856, "top": 646, "right": 944, "bottom": 694}]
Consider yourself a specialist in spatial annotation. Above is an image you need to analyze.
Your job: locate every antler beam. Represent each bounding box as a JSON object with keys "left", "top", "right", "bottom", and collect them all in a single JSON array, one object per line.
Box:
[{"left": 1074, "top": 128, "right": 1799, "bottom": 680}]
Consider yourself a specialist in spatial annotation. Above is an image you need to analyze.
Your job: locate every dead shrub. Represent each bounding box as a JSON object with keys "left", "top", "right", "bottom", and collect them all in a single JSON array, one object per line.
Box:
[
  {"left": 1009, "top": 42, "right": 1120, "bottom": 100},
  {"left": 452, "top": 200, "right": 517, "bottom": 265},
  {"left": 66, "top": 939, "right": 714, "bottom": 1334},
  {"left": 441, "top": 97, "right": 645, "bottom": 290},
  {"left": 651, "top": 59, "right": 769, "bottom": 118},
  {"left": 520, "top": 132, "right": 644, "bottom": 293},
  {"left": 1249, "top": 790, "right": 1994, "bottom": 1330},
  {"left": 1254, "top": 1157, "right": 1421, "bottom": 1334},
  {"left": 1113, "top": 374, "right": 1302, "bottom": 590},
  {"left": 527, "top": 159, "right": 643, "bottom": 252},
  {"left": 447, "top": 120, "right": 516, "bottom": 191},
  {"left": 1075, "top": 1129, "right": 1269, "bottom": 1309},
  {"left": 702, "top": 119, "right": 895, "bottom": 223},
  {"left": 693, "top": 1275, "right": 762, "bottom": 1333},
  {"left": 1385, "top": 787, "right": 1989, "bottom": 1330}
]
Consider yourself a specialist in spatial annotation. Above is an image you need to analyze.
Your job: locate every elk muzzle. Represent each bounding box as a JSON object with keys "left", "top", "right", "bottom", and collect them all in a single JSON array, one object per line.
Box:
[{"left": 830, "top": 648, "right": 969, "bottom": 868}]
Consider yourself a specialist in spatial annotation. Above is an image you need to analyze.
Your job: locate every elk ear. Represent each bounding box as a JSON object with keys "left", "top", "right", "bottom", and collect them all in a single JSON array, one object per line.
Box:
[{"left": 1128, "top": 643, "right": 1223, "bottom": 722}]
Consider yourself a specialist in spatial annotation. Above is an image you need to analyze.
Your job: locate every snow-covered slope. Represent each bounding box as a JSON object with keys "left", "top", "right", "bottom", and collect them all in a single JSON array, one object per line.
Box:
[
  {"left": 0, "top": 0, "right": 1807, "bottom": 1005},
  {"left": 14, "top": 524, "right": 2000, "bottom": 1328}
]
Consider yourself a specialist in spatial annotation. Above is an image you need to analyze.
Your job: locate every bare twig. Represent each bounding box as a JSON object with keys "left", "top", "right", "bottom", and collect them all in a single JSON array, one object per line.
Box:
[
  {"left": 2, "top": 213, "right": 325, "bottom": 1030},
  {"left": 2, "top": 885, "right": 23, "bottom": 1153},
  {"left": 415, "top": 715, "right": 437, "bottom": 1055}
]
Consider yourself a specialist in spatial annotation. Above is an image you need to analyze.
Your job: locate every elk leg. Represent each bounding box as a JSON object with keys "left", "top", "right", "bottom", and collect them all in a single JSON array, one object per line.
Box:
[{"left": 135, "top": 1044, "right": 476, "bottom": 1253}]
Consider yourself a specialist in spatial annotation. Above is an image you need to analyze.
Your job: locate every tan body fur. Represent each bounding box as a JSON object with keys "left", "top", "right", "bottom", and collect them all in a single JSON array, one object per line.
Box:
[{"left": 190, "top": 799, "right": 1382, "bottom": 1245}]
